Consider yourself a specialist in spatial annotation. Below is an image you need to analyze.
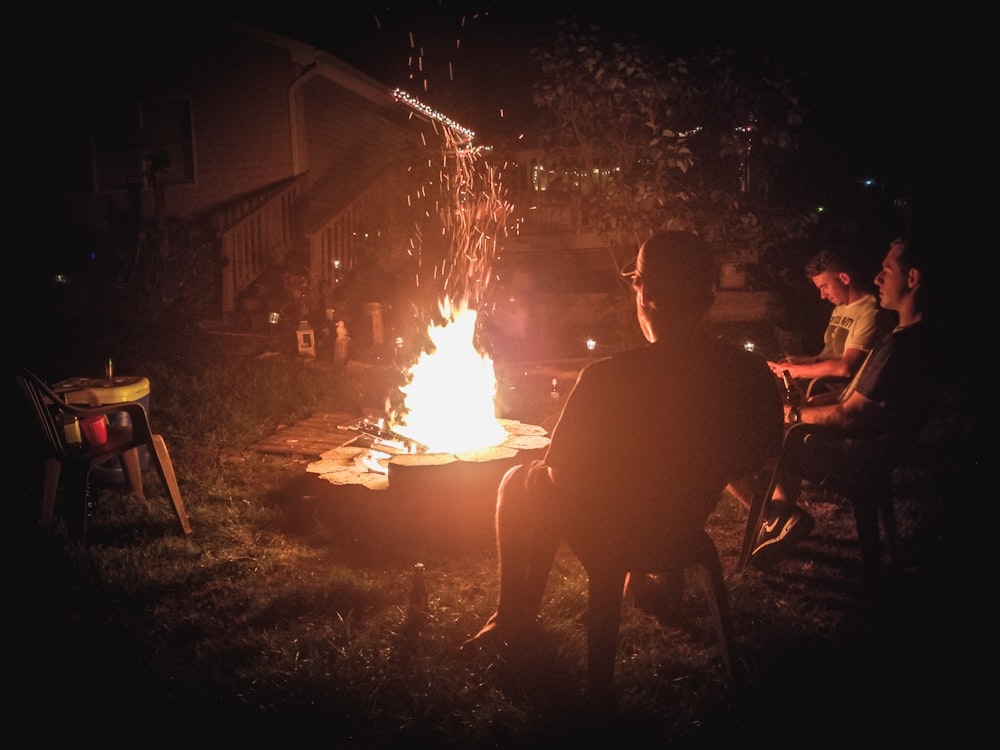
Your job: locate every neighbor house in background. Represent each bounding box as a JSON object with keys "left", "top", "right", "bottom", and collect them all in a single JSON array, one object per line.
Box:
[
  {"left": 30, "top": 4, "right": 472, "bottom": 334},
  {"left": 24, "top": 4, "right": 779, "bottom": 361}
]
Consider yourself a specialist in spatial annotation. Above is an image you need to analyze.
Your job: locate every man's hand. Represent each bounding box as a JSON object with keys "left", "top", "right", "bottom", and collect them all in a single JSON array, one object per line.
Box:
[{"left": 767, "top": 359, "right": 789, "bottom": 377}]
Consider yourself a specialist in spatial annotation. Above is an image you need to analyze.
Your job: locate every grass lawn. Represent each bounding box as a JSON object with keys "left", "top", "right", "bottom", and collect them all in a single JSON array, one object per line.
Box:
[{"left": 5, "top": 307, "right": 986, "bottom": 748}]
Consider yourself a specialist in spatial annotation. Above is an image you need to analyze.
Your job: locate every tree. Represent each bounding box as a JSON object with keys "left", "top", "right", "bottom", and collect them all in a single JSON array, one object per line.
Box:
[{"left": 528, "top": 15, "right": 815, "bottom": 277}]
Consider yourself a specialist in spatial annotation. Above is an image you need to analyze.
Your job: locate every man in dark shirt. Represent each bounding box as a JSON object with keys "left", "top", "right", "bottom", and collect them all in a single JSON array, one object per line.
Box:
[
  {"left": 463, "top": 229, "right": 782, "bottom": 652},
  {"left": 751, "top": 235, "right": 944, "bottom": 565}
]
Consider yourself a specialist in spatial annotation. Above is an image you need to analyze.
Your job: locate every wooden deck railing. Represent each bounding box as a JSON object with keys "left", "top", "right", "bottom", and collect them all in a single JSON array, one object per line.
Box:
[
  {"left": 305, "top": 173, "right": 387, "bottom": 295},
  {"left": 219, "top": 179, "right": 302, "bottom": 320}
]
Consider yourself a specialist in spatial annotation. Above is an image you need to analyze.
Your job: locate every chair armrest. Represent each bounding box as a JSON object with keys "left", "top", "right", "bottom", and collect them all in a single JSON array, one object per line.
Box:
[{"left": 804, "top": 376, "right": 850, "bottom": 402}]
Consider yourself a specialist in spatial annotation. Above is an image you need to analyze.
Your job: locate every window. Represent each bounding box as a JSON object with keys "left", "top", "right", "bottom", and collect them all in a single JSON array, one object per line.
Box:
[{"left": 93, "top": 98, "right": 194, "bottom": 191}]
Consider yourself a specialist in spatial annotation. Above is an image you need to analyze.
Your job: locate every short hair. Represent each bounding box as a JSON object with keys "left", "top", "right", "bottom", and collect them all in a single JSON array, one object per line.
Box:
[
  {"left": 623, "top": 230, "right": 715, "bottom": 315},
  {"left": 890, "top": 234, "right": 943, "bottom": 311},
  {"left": 804, "top": 248, "right": 848, "bottom": 278},
  {"left": 891, "top": 236, "right": 930, "bottom": 273}
]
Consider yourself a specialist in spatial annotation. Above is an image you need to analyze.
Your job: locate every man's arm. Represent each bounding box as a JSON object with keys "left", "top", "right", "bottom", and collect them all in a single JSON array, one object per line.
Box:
[
  {"left": 768, "top": 346, "right": 868, "bottom": 380},
  {"left": 790, "top": 388, "right": 881, "bottom": 432}
]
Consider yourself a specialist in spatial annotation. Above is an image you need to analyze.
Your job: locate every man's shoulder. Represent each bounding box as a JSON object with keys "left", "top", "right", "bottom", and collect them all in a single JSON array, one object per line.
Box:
[{"left": 846, "top": 293, "right": 880, "bottom": 313}]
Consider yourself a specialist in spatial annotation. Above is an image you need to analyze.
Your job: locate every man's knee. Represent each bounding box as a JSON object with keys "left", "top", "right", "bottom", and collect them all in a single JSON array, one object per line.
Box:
[{"left": 498, "top": 460, "right": 551, "bottom": 501}]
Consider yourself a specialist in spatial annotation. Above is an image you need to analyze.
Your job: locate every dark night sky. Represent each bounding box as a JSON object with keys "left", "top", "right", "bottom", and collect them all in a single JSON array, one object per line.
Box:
[
  {"left": 19, "top": 1, "right": 985, "bottom": 252},
  {"left": 224, "top": 0, "right": 983, "bottom": 323},
  {"left": 215, "top": 2, "right": 983, "bottom": 215}
]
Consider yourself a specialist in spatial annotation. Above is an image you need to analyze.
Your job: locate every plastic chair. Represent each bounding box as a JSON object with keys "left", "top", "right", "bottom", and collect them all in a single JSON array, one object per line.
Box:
[
  {"left": 14, "top": 367, "right": 192, "bottom": 539},
  {"left": 737, "top": 423, "right": 900, "bottom": 608},
  {"left": 573, "top": 526, "right": 735, "bottom": 705}
]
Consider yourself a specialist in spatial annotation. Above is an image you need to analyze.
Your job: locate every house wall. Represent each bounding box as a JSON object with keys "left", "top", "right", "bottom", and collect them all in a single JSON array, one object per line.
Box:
[
  {"left": 299, "top": 76, "right": 418, "bottom": 224},
  {"left": 52, "top": 14, "right": 303, "bottom": 235},
  {"left": 174, "top": 28, "right": 298, "bottom": 218}
]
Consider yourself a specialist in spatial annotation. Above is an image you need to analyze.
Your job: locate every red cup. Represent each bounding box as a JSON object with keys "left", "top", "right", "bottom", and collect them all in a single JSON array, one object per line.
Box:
[{"left": 80, "top": 415, "right": 109, "bottom": 447}]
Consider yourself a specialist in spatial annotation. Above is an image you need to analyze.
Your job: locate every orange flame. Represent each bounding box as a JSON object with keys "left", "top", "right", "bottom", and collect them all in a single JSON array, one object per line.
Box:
[{"left": 391, "top": 297, "right": 507, "bottom": 454}]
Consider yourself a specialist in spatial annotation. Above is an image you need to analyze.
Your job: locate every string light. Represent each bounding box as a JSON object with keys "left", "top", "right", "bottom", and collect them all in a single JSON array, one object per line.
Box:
[{"left": 392, "top": 88, "right": 476, "bottom": 144}]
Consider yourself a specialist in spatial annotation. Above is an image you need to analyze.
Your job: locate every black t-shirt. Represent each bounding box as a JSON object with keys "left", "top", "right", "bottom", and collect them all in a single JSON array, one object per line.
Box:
[
  {"left": 544, "top": 335, "right": 782, "bottom": 535},
  {"left": 851, "top": 319, "right": 944, "bottom": 440}
]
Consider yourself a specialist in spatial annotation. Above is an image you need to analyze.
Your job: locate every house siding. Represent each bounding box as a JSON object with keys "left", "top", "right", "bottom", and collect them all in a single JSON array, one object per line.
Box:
[{"left": 50, "top": 14, "right": 303, "bottom": 231}]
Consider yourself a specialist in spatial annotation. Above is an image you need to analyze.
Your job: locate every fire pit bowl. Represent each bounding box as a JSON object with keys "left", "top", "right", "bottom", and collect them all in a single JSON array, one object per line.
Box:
[{"left": 303, "top": 419, "right": 549, "bottom": 554}]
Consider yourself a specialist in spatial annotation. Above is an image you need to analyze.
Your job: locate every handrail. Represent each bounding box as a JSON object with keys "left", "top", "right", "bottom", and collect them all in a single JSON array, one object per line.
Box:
[{"left": 219, "top": 179, "right": 303, "bottom": 320}]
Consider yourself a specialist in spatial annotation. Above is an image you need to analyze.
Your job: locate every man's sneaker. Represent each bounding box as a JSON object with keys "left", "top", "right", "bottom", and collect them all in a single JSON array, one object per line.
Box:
[{"left": 751, "top": 506, "right": 815, "bottom": 568}]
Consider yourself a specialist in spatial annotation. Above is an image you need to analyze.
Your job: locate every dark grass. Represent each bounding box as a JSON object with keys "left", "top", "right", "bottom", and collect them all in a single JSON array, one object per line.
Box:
[{"left": 4, "top": 305, "right": 987, "bottom": 748}]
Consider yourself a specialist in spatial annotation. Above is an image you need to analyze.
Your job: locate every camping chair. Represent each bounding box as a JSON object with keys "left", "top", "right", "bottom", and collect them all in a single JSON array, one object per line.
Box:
[
  {"left": 14, "top": 367, "right": 192, "bottom": 539},
  {"left": 737, "top": 422, "right": 903, "bottom": 609},
  {"left": 571, "top": 526, "right": 735, "bottom": 706}
]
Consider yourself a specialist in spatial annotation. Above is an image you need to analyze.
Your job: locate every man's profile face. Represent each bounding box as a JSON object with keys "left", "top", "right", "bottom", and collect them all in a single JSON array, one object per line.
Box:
[
  {"left": 875, "top": 245, "right": 909, "bottom": 312},
  {"left": 810, "top": 270, "right": 850, "bottom": 306}
]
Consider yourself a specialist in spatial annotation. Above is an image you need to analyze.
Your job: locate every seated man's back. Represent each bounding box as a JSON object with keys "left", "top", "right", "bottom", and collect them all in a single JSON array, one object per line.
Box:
[{"left": 547, "top": 334, "right": 782, "bottom": 542}]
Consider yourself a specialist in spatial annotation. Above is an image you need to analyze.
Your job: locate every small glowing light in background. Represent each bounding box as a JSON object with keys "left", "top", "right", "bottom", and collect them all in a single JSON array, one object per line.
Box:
[
  {"left": 586, "top": 338, "right": 596, "bottom": 362},
  {"left": 744, "top": 341, "right": 755, "bottom": 352},
  {"left": 269, "top": 312, "right": 281, "bottom": 325}
]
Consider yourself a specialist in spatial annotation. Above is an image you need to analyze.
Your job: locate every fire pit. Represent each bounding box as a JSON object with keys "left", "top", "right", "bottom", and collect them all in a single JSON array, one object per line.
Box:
[
  {"left": 301, "top": 417, "right": 550, "bottom": 552},
  {"left": 306, "top": 417, "right": 549, "bottom": 488}
]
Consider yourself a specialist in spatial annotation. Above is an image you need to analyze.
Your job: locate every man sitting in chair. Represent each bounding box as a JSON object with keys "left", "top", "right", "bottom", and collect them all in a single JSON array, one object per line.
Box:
[
  {"left": 769, "top": 247, "right": 894, "bottom": 397},
  {"left": 462, "top": 229, "right": 783, "bottom": 697},
  {"left": 749, "top": 235, "right": 945, "bottom": 566}
]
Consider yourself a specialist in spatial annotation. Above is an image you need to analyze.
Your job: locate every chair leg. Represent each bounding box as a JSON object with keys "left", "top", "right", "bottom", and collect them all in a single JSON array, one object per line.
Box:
[
  {"left": 851, "top": 490, "right": 886, "bottom": 611},
  {"left": 738, "top": 461, "right": 780, "bottom": 572},
  {"left": 60, "top": 464, "right": 93, "bottom": 540},
  {"left": 148, "top": 435, "right": 192, "bottom": 535},
  {"left": 586, "top": 567, "right": 627, "bottom": 707},
  {"left": 42, "top": 458, "right": 61, "bottom": 529},
  {"left": 696, "top": 554, "right": 736, "bottom": 684},
  {"left": 120, "top": 447, "right": 145, "bottom": 499},
  {"left": 879, "top": 491, "right": 901, "bottom": 565}
]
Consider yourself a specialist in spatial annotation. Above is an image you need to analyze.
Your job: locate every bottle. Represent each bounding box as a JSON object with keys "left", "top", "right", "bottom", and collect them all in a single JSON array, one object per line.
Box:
[
  {"left": 61, "top": 412, "right": 83, "bottom": 447},
  {"left": 408, "top": 562, "right": 428, "bottom": 623},
  {"left": 781, "top": 369, "right": 802, "bottom": 424}
]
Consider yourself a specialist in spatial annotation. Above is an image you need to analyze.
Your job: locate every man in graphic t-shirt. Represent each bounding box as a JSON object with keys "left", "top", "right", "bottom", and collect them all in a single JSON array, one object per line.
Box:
[{"left": 769, "top": 248, "right": 895, "bottom": 389}]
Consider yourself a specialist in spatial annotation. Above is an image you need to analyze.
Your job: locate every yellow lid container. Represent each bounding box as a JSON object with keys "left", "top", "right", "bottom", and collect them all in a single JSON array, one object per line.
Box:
[{"left": 53, "top": 376, "right": 150, "bottom": 406}]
